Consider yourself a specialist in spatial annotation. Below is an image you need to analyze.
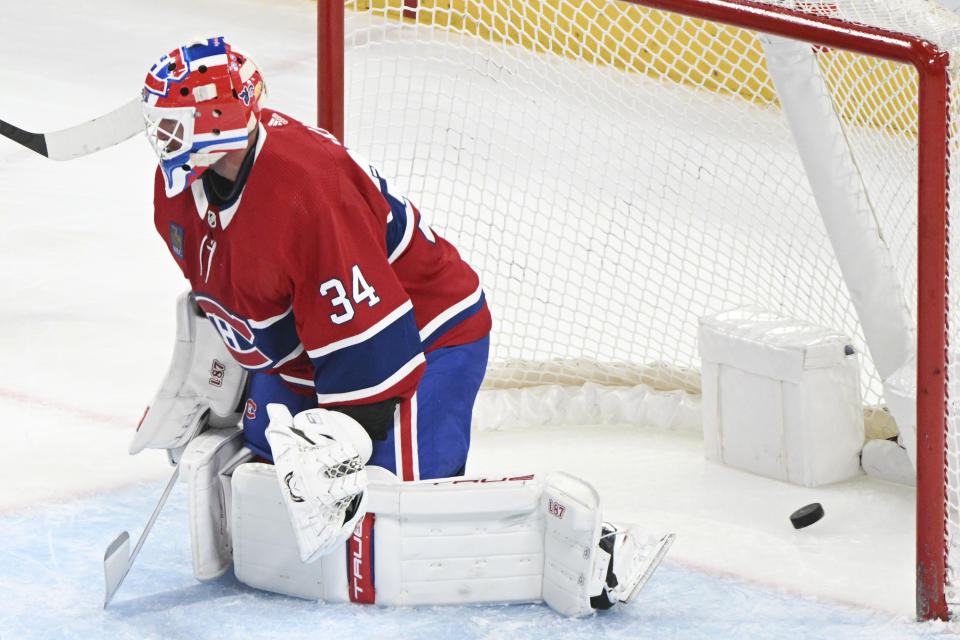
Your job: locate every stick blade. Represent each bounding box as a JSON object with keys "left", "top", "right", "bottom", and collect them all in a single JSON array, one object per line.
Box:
[
  {"left": 45, "top": 99, "right": 142, "bottom": 161},
  {"left": 0, "top": 98, "right": 142, "bottom": 161},
  {"left": 103, "top": 531, "right": 131, "bottom": 608}
]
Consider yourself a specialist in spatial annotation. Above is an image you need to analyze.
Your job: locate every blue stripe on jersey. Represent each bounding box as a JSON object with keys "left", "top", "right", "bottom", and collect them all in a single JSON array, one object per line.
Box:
[
  {"left": 421, "top": 291, "right": 487, "bottom": 351},
  {"left": 385, "top": 202, "right": 409, "bottom": 258},
  {"left": 373, "top": 171, "right": 410, "bottom": 257},
  {"left": 309, "top": 306, "right": 422, "bottom": 397},
  {"left": 250, "top": 316, "right": 303, "bottom": 368}
]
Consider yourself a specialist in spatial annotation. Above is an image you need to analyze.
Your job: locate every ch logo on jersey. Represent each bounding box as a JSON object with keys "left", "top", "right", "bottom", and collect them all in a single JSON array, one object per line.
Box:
[{"left": 194, "top": 295, "right": 273, "bottom": 369}]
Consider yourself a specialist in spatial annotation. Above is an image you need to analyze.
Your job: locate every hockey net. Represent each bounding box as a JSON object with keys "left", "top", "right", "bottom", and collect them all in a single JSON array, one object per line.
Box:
[{"left": 324, "top": 0, "right": 960, "bottom": 619}]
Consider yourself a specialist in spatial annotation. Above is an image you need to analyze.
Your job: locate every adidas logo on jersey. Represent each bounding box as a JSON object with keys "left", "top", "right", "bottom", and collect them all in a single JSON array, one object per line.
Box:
[{"left": 267, "top": 113, "right": 288, "bottom": 127}]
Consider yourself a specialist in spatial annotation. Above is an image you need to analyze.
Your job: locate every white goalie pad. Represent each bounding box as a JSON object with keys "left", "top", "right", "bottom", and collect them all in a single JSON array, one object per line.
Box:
[
  {"left": 229, "top": 464, "right": 672, "bottom": 616},
  {"left": 180, "top": 426, "right": 254, "bottom": 580},
  {"left": 363, "top": 467, "right": 546, "bottom": 608},
  {"left": 130, "top": 291, "right": 248, "bottom": 457},
  {"left": 231, "top": 462, "right": 350, "bottom": 602},
  {"left": 540, "top": 472, "right": 606, "bottom": 616}
]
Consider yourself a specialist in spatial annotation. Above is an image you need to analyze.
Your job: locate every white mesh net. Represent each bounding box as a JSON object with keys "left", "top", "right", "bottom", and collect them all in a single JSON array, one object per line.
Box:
[{"left": 338, "top": 0, "right": 960, "bottom": 616}]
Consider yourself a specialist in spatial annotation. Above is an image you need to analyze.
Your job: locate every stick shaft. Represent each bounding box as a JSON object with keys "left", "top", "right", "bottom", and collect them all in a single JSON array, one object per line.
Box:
[
  {"left": 130, "top": 465, "right": 180, "bottom": 562},
  {"left": 103, "top": 465, "right": 180, "bottom": 607}
]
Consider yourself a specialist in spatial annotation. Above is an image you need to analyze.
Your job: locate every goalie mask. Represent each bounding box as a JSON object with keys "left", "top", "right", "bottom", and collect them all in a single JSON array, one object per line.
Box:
[{"left": 142, "top": 37, "right": 266, "bottom": 197}]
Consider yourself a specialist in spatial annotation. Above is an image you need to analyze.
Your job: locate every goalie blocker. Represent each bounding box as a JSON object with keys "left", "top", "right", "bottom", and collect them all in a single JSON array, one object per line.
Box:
[{"left": 180, "top": 423, "right": 674, "bottom": 617}]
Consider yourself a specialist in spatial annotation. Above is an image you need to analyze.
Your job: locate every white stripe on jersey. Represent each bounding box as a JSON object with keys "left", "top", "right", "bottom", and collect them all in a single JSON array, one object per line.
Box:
[
  {"left": 419, "top": 283, "right": 484, "bottom": 343},
  {"left": 191, "top": 178, "right": 208, "bottom": 221},
  {"left": 279, "top": 373, "right": 314, "bottom": 387},
  {"left": 345, "top": 148, "right": 381, "bottom": 189},
  {"left": 392, "top": 406, "right": 403, "bottom": 476},
  {"left": 392, "top": 394, "right": 420, "bottom": 481},
  {"left": 315, "top": 352, "right": 426, "bottom": 404},
  {"left": 409, "top": 394, "right": 420, "bottom": 480},
  {"left": 306, "top": 300, "right": 414, "bottom": 359},
  {"left": 248, "top": 302, "right": 292, "bottom": 329},
  {"left": 272, "top": 343, "right": 304, "bottom": 369}
]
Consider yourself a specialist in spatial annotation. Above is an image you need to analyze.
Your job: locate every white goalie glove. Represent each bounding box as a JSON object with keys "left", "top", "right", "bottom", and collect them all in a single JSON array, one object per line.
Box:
[
  {"left": 130, "top": 291, "right": 248, "bottom": 463},
  {"left": 265, "top": 404, "right": 374, "bottom": 563}
]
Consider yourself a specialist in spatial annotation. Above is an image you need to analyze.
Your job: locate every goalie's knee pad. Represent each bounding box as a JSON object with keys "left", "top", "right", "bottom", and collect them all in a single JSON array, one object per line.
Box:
[
  {"left": 231, "top": 462, "right": 351, "bottom": 601},
  {"left": 180, "top": 426, "right": 255, "bottom": 580}
]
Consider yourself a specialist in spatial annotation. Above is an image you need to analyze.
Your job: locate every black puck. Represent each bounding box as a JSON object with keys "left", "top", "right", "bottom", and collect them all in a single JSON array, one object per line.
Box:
[{"left": 790, "top": 502, "right": 824, "bottom": 529}]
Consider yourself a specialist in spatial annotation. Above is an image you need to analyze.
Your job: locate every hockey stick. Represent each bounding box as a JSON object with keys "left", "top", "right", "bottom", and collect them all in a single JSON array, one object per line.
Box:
[
  {"left": 103, "top": 464, "right": 180, "bottom": 608},
  {"left": 0, "top": 98, "right": 142, "bottom": 161}
]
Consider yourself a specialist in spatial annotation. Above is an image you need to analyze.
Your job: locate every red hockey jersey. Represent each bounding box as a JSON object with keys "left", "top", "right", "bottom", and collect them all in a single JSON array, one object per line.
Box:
[{"left": 153, "top": 109, "right": 491, "bottom": 407}]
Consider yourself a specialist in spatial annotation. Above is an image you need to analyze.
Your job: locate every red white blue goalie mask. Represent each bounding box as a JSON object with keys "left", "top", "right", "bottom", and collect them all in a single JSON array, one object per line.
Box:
[{"left": 142, "top": 37, "right": 266, "bottom": 197}]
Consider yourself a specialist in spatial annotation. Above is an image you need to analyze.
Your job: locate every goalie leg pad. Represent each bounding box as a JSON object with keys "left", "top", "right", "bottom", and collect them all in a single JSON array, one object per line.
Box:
[
  {"left": 230, "top": 464, "right": 547, "bottom": 606},
  {"left": 231, "top": 462, "right": 349, "bottom": 602},
  {"left": 180, "top": 426, "right": 254, "bottom": 580},
  {"left": 540, "top": 472, "right": 606, "bottom": 617},
  {"left": 538, "top": 476, "right": 676, "bottom": 615},
  {"left": 366, "top": 467, "right": 547, "bottom": 607},
  {"left": 228, "top": 465, "right": 673, "bottom": 615}
]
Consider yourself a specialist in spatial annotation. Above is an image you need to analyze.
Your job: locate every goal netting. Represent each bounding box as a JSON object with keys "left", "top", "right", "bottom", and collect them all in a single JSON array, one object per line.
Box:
[{"left": 327, "top": 0, "right": 960, "bottom": 619}]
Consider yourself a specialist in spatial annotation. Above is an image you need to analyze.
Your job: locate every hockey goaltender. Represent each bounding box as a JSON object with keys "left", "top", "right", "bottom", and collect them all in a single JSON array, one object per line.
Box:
[{"left": 121, "top": 35, "right": 673, "bottom": 616}]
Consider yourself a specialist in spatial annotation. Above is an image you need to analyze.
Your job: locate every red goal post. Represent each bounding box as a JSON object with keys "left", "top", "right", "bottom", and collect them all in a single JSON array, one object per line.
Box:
[{"left": 319, "top": 0, "right": 954, "bottom": 620}]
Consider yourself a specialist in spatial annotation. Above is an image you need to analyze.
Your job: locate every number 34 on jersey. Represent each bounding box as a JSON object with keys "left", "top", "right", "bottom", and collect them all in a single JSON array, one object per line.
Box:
[{"left": 320, "top": 265, "right": 381, "bottom": 325}]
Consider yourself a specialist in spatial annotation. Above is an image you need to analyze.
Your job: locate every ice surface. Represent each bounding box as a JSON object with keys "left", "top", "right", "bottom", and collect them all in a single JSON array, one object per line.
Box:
[
  {"left": 0, "top": 484, "right": 938, "bottom": 639},
  {"left": 0, "top": 0, "right": 959, "bottom": 637}
]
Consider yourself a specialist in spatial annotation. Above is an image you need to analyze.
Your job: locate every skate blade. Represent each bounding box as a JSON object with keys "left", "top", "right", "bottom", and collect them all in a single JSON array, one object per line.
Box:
[{"left": 624, "top": 533, "right": 676, "bottom": 603}]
